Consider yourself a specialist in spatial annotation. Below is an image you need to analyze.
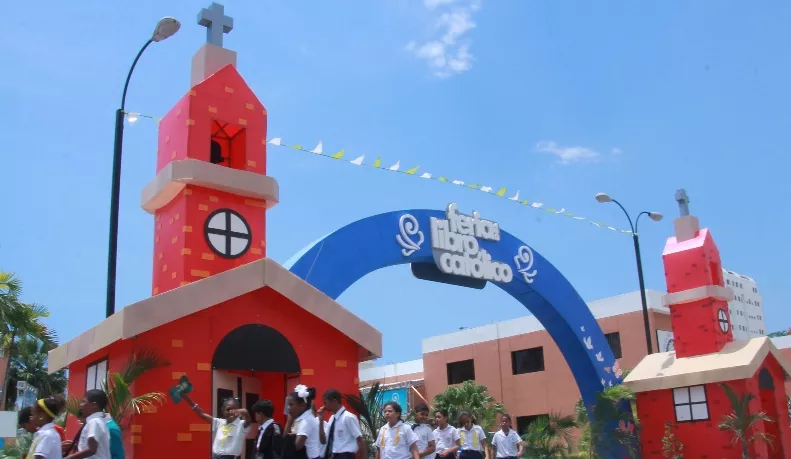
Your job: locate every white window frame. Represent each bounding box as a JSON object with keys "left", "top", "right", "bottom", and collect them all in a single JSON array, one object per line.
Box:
[
  {"left": 673, "top": 385, "right": 709, "bottom": 422},
  {"left": 86, "top": 358, "right": 108, "bottom": 391}
]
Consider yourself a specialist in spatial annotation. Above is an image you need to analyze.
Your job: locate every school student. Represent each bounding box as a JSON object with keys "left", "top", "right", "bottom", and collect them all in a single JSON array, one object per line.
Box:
[
  {"left": 64, "top": 389, "right": 111, "bottom": 459},
  {"left": 456, "top": 412, "right": 488, "bottom": 459},
  {"left": 284, "top": 386, "right": 321, "bottom": 459},
  {"left": 28, "top": 396, "right": 67, "bottom": 459},
  {"left": 319, "top": 388, "right": 367, "bottom": 459},
  {"left": 490, "top": 415, "right": 521, "bottom": 459},
  {"left": 411, "top": 404, "right": 436, "bottom": 459},
  {"left": 252, "top": 399, "right": 283, "bottom": 459},
  {"left": 374, "top": 402, "right": 420, "bottom": 459},
  {"left": 17, "top": 407, "right": 36, "bottom": 436},
  {"left": 432, "top": 410, "right": 460, "bottom": 459},
  {"left": 182, "top": 393, "right": 252, "bottom": 459}
]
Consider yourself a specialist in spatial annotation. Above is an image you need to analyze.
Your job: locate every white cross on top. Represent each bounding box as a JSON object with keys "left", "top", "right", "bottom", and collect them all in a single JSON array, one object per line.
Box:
[{"left": 198, "top": 3, "right": 233, "bottom": 48}]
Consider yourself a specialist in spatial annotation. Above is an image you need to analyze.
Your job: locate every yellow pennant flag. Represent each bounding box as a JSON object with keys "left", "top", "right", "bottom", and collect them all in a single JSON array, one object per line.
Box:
[
  {"left": 405, "top": 166, "right": 420, "bottom": 175},
  {"left": 373, "top": 157, "right": 382, "bottom": 168},
  {"left": 496, "top": 187, "right": 507, "bottom": 197},
  {"left": 466, "top": 184, "right": 481, "bottom": 189},
  {"left": 291, "top": 144, "right": 303, "bottom": 150},
  {"left": 331, "top": 149, "right": 345, "bottom": 159},
  {"left": 438, "top": 177, "right": 448, "bottom": 182}
]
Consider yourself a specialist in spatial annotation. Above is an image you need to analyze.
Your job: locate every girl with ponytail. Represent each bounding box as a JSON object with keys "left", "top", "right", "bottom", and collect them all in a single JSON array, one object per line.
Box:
[{"left": 284, "top": 385, "right": 321, "bottom": 459}]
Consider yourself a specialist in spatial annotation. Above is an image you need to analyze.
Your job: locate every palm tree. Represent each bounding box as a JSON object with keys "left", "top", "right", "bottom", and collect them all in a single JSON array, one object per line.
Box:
[
  {"left": 432, "top": 380, "right": 505, "bottom": 432},
  {"left": 344, "top": 381, "right": 388, "bottom": 454},
  {"left": 0, "top": 271, "right": 57, "bottom": 410},
  {"left": 66, "top": 348, "right": 169, "bottom": 431},
  {"left": 718, "top": 383, "right": 774, "bottom": 459},
  {"left": 574, "top": 385, "right": 639, "bottom": 458},
  {"left": 521, "top": 413, "right": 578, "bottom": 458},
  {"left": 3, "top": 337, "right": 67, "bottom": 408}
]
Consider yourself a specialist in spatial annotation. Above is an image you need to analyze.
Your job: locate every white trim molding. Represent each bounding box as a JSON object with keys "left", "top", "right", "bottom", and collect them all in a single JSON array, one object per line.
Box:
[{"left": 663, "top": 285, "right": 733, "bottom": 307}]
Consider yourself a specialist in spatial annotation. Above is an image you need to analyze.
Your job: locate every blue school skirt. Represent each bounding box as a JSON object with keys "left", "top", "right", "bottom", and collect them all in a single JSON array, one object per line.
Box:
[{"left": 459, "top": 451, "right": 483, "bottom": 459}]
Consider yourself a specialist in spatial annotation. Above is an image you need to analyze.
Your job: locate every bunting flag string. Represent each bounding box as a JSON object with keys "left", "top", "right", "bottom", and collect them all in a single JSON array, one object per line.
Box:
[{"left": 267, "top": 138, "right": 633, "bottom": 235}]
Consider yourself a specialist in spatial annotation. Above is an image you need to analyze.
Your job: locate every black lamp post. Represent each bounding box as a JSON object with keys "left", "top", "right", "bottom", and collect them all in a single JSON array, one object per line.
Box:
[
  {"left": 105, "top": 17, "right": 181, "bottom": 319},
  {"left": 595, "top": 193, "right": 663, "bottom": 354}
]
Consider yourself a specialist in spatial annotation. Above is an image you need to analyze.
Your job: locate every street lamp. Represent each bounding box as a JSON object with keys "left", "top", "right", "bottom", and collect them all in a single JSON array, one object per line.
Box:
[
  {"left": 106, "top": 17, "right": 180, "bottom": 318},
  {"left": 595, "top": 192, "right": 663, "bottom": 354}
]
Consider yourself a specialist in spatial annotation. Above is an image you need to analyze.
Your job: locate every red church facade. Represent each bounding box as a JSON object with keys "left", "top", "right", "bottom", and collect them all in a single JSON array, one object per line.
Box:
[
  {"left": 624, "top": 193, "right": 791, "bottom": 458},
  {"left": 47, "top": 16, "right": 382, "bottom": 458}
]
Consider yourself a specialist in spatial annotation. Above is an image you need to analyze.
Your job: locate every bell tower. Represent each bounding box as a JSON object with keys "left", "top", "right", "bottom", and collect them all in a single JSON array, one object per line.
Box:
[
  {"left": 661, "top": 189, "right": 733, "bottom": 358},
  {"left": 140, "top": 2, "right": 279, "bottom": 295}
]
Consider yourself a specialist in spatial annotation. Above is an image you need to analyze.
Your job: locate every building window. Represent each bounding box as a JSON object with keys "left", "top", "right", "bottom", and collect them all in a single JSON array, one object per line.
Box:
[
  {"left": 726, "top": 280, "right": 730, "bottom": 285},
  {"left": 673, "top": 386, "right": 709, "bottom": 422},
  {"left": 86, "top": 358, "right": 108, "bottom": 391},
  {"left": 511, "top": 347, "right": 545, "bottom": 375},
  {"left": 605, "top": 332, "right": 623, "bottom": 359},
  {"left": 516, "top": 415, "right": 546, "bottom": 434},
  {"left": 447, "top": 359, "right": 475, "bottom": 385}
]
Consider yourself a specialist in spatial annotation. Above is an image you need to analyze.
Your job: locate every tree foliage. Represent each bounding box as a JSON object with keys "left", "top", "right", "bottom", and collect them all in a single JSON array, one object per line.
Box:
[
  {"left": 521, "top": 413, "right": 578, "bottom": 458},
  {"left": 344, "top": 381, "right": 388, "bottom": 454},
  {"left": 718, "top": 383, "right": 774, "bottom": 459},
  {"left": 574, "top": 384, "right": 639, "bottom": 458},
  {"left": 3, "top": 337, "right": 67, "bottom": 408},
  {"left": 66, "top": 348, "right": 170, "bottom": 431},
  {"left": 660, "top": 422, "right": 683, "bottom": 459},
  {"left": 431, "top": 380, "right": 504, "bottom": 431}
]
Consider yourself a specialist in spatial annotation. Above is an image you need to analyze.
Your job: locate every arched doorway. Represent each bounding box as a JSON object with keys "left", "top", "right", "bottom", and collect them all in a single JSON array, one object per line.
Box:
[
  {"left": 285, "top": 207, "right": 632, "bottom": 443},
  {"left": 212, "top": 324, "right": 301, "bottom": 458},
  {"left": 758, "top": 367, "right": 782, "bottom": 459}
]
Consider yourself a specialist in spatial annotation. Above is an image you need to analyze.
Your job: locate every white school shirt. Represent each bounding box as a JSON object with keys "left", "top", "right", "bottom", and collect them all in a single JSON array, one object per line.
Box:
[
  {"left": 458, "top": 425, "right": 486, "bottom": 452},
  {"left": 77, "top": 412, "right": 111, "bottom": 459},
  {"left": 432, "top": 425, "right": 460, "bottom": 453},
  {"left": 295, "top": 410, "right": 322, "bottom": 459},
  {"left": 28, "top": 423, "right": 61, "bottom": 459},
  {"left": 328, "top": 406, "right": 363, "bottom": 453},
  {"left": 212, "top": 417, "right": 251, "bottom": 456},
  {"left": 376, "top": 421, "right": 418, "bottom": 459},
  {"left": 413, "top": 424, "right": 436, "bottom": 459},
  {"left": 491, "top": 429, "right": 521, "bottom": 458}
]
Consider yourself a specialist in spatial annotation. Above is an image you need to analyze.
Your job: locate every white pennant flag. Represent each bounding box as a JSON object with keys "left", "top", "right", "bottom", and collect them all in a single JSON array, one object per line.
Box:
[
  {"left": 531, "top": 202, "right": 544, "bottom": 208},
  {"left": 452, "top": 180, "right": 465, "bottom": 186},
  {"left": 481, "top": 186, "right": 493, "bottom": 193},
  {"left": 268, "top": 138, "right": 282, "bottom": 146},
  {"left": 420, "top": 173, "right": 432, "bottom": 179},
  {"left": 310, "top": 141, "right": 323, "bottom": 154},
  {"left": 388, "top": 161, "right": 400, "bottom": 171},
  {"left": 350, "top": 155, "right": 365, "bottom": 166},
  {"left": 555, "top": 208, "right": 566, "bottom": 213},
  {"left": 509, "top": 190, "right": 520, "bottom": 201}
]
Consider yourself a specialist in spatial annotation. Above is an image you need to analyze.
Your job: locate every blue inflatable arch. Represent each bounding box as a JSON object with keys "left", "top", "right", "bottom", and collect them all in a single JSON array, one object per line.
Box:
[{"left": 285, "top": 208, "right": 624, "bottom": 411}]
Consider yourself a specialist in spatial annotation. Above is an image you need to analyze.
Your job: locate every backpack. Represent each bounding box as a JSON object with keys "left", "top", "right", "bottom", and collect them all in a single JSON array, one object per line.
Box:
[{"left": 106, "top": 418, "right": 125, "bottom": 459}]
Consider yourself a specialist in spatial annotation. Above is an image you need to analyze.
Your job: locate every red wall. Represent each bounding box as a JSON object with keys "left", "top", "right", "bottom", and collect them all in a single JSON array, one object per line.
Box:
[
  {"left": 636, "top": 360, "right": 791, "bottom": 458},
  {"left": 66, "top": 286, "right": 362, "bottom": 458}
]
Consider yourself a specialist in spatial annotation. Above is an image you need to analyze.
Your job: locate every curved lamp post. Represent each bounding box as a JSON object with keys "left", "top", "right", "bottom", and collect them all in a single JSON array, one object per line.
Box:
[
  {"left": 595, "top": 192, "right": 663, "bottom": 354},
  {"left": 106, "top": 17, "right": 181, "bottom": 318}
]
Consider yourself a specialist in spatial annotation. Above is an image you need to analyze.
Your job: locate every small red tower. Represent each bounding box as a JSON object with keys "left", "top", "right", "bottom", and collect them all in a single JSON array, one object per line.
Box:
[
  {"left": 661, "top": 189, "right": 733, "bottom": 358},
  {"left": 141, "top": 4, "right": 277, "bottom": 295}
]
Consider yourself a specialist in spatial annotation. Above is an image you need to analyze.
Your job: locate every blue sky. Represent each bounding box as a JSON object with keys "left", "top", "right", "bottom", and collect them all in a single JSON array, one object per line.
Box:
[{"left": 2, "top": 1, "right": 789, "bottom": 364}]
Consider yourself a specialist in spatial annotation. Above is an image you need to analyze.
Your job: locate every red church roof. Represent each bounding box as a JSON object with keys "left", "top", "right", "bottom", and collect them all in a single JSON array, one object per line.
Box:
[
  {"left": 48, "top": 258, "right": 382, "bottom": 373},
  {"left": 623, "top": 337, "right": 791, "bottom": 393}
]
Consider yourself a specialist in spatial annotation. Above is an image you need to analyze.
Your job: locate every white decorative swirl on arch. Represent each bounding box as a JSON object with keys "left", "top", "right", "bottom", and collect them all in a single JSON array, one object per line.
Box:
[
  {"left": 514, "top": 245, "right": 538, "bottom": 283},
  {"left": 396, "top": 214, "right": 424, "bottom": 256}
]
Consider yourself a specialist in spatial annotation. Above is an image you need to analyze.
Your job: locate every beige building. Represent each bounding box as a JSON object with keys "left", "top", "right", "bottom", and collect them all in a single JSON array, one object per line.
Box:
[{"left": 361, "top": 289, "right": 787, "bottom": 433}]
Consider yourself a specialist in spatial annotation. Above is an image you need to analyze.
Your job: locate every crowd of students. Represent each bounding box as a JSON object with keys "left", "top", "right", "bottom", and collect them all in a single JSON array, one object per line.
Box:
[
  {"left": 178, "top": 384, "right": 525, "bottom": 459},
  {"left": 17, "top": 389, "right": 123, "bottom": 459},
  {"left": 17, "top": 384, "right": 524, "bottom": 459}
]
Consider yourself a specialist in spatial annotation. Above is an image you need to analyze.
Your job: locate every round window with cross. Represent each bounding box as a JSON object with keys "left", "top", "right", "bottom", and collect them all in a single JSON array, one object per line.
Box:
[
  {"left": 204, "top": 209, "right": 252, "bottom": 259},
  {"left": 717, "top": 308, "right": 730, "bottom": 334}
]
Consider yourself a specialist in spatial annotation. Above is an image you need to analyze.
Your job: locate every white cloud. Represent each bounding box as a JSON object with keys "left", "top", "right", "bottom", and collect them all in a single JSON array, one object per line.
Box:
[
  {"left": 408, "top": 0, "right": 480, "bottom": 78},
  {"left": 535, "top": 141, "right": 600, "bottom": 165},
  {"left": 611, "top": 147, "right": 622, "bottom": 155},
  {"left": 424, "top": 0, "right": 458, "bottom": 9}
]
